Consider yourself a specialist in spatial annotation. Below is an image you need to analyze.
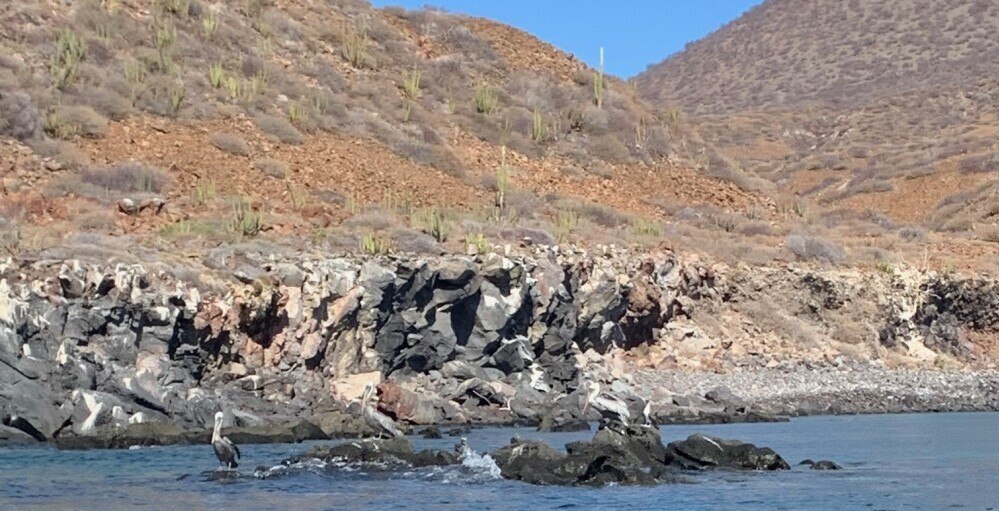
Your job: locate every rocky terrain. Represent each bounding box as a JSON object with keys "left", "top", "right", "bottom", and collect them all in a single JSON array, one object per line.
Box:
[
  {"left": 636, "top": 0, "right": 999, "bottom": 253},
  {"left": 269, "top": 426, "right": 798, "bottom": 487},
  {"left": 2, "top": 244, "right": 998, "bottom": 447}
]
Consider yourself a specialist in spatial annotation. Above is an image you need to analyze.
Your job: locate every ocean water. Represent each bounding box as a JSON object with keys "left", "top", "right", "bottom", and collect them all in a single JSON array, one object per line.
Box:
[{"left": 1, "top": 412, "right": 997, "bottom": 511}]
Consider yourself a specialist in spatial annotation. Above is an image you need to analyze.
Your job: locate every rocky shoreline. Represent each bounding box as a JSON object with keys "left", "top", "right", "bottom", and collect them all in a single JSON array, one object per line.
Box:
[
  {"left": 637, "top": 366, "right": 999, "bottom": 417},
  {"left": 2, "top": 247, "right": 998, "bottom": 448}
]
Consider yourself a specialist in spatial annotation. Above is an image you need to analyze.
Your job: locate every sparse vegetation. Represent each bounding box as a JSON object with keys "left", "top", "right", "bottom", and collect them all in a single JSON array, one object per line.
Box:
[
  {"left": 79, "top": 162, "right": 168, "bottom": 194},
  {"left": 211, "top": 132, "right": 251, "bottom": 156},
  {"left": 475, "top": 83, "right": 499, "bottom": 114},
  {"left": 465, "top": 232, "right": 488, "bottom": 254},
  {"left": 255, "top": 114, "right": 304, "bottom": 144},
  {"left": 785, "top": 234, "right": 846, "bottom": 264},
  {"left": 255, "top": 158, "right": 290, "bottom": 178},
  {"left": 229, "top": 196, "right": 261, "bottom": 237},
  {"left": 0, "top": 92, "right": 43, "bottom": 141},
  {"left": 361, "top": 233, "right": 390, "bottom": 255},
  {"left": 51, "top": 30, "right": 86, "bottom": 89},
  {"left": 202, "top": 11, "right": 220, "bottom": 38},
  {"left": 285, "top": 182, "right": 306, "bottom": 209},
  {"left": 593, "top": 47, "right": 605, "bottom": 109},
  {"left": 208, "top": 63, "right": 226, "bottom": 89},
  {"left": 411, "top": 207, "right": 452, "bottom": 243},
  {"left": 401, "top": 67, "right": 421, "bottom": 100},
  {"left": 194, "top": 178, "right": 217, "bottom": 205},
  {"left": 555, "top": 210, "right": 579, "bottom": 244},
  {"left": 341, "top": 19, "right": 369, "bottom": 69},
  {"left": 531, "top": 108, "right": 547, "bottom": 143}
]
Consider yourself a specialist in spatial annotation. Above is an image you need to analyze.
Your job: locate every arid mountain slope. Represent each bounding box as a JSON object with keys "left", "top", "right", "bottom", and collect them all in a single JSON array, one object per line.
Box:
[
  {"left": 636, "top": 0, "right": 999, "bottom": 113},
  {"left": 635, "top": 0, "right": 999, "bottom": 247}
]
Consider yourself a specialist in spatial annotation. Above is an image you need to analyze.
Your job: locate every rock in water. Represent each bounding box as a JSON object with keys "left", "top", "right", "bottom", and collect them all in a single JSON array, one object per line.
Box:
[
  {"left": 284, "top": 436, "right": 459, "bottom": 469},
  {"left": 491, "top": 426, "right": 684, "bottom": 486},
  {"left": 665, "top": 433, "right": 790, "bottom": 471},
  {"left": 801, "top": 459, "right": 843, "bottom": 470}
]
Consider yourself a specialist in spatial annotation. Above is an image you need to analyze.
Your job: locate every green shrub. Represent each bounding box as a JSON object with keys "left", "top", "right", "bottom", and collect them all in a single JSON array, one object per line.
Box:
[
  {"left": 531, "top": 108, "right": 547, "bottom": 143},
  {"left": 229, "top": 196, "right": 261, "bottom": 237},
  {"left": 341, "top": 20, "right": 369, "bottom": 68},
  {"left": 411, "top": 207, "right": 452, "bottom": 242},
  {"left": 51, "top": 30, "right": 86, "bottom": 89},
  {"left": 555, "top": 210, "right": 579, "bottom": 244},
  {"left": 361, "top": 233, "right": 390, "bottom": 255},
  {"left": 474, "top": 83, "right": 499, "bottom": 114},
  {"left": 208, "top": 63, "right": 225, "bottom": 88},
  {"left": 194, "top": 178, "right": 216, "bottom": 205},
  {"left": 401, "top": 67, "right": 421, "bottom": 100},
  {"left": 202, "top": 11, "right": 220, "bottom": 38}
]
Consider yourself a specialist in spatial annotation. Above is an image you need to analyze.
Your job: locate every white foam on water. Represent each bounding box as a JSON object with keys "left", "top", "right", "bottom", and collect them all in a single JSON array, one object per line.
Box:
[{"left": 459, "top": 446, "right": 502, "bottom": 480}]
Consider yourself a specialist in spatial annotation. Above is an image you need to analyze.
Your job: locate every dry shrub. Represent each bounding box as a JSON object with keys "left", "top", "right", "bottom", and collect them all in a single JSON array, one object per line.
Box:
[
  {"left": 45, "top": 105, "right": 108, "bottom": 139},
  {"left": 570, "top": 201, "right": 629, "bottom": 228},
  {"left": 79, "top": 86, "right": 133, "bottom": 121},
  {"left": 589, "top": 134, "right": 631, "bottom": 163},
  {"left": 0, "top": 91, "right": 43, "bottom": 140},
  {"left": 78, "top": 161, "right": 168, "bottom": 194},
  {"left": 785, "top": 233, "right": 847, "bottom": 264},
  {"left": 31, "top": 139, "right": 91, "bottom": 169},
  {"left": 255, "top": 158, "right": 289, "bottom": 178},
  {"left": 897, "top": 226, "right": 927, "bottom": 242},
  {"left": 390, "top": 227, "right": 441, "bottom": 254},
  {"left": 255, "top": 114, "right": 304, "bottom": 144},
  {"left": 958, "top": 153, "right": 999, "bottom": 174},
  {"left": 211, "top": 132, "right": 252, "bottom": 156},
  {"left": 343, "top": 210, "right": 400, "bottom": 231}
]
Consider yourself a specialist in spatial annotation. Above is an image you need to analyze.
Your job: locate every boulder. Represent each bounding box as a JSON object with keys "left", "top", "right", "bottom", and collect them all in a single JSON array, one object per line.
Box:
[
  {"left": 378, "top": 381, "right": 458, "bottom": 425},
  {"left": 309, "top": 410, "right": 375, "bottom": 438},
  {"left": 665, "top": 434, "right": 790, "bottom": 471},
  {"left": 491, "top": 426, "right": 684, "bottom": 486},
  {"left": 801, "top": 459, "right": 842, "bottom": 470},
  {"left": 0, "top": 424, "right": 37, "bottom": 444}
]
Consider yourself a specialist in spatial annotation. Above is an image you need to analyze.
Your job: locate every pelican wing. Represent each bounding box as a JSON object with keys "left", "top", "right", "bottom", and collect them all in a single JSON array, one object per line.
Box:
[
  {"left": 224, "top": 436, "right": 241, "bottom": 459},
  {"left": 370, "top": 409, "right": 403, "bottom": 437},
  {"left": 593, "top": 395, "right": 631, "bottom": 425}
]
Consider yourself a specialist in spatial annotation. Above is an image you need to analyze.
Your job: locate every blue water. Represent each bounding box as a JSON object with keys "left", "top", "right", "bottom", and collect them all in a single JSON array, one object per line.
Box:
[{"left": 1, "top": 413, "right": 997, "bottom": 511}]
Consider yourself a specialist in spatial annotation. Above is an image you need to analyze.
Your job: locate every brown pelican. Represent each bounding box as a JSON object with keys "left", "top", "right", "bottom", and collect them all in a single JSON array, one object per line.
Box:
[
  {"left": 582, "top": 381, "right": 631, "bottom": 431},
  {"left": 211, "top": 411, "right": 240, "bottom": 469},
  {"left": 361, "top": 384, "right": 404, "bottom": 439}
]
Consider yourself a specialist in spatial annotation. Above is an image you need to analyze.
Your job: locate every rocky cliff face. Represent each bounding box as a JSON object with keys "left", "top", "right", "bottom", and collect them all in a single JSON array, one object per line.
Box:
[{"left": 1, "top": 247, "right": 997, "bottom": 444}]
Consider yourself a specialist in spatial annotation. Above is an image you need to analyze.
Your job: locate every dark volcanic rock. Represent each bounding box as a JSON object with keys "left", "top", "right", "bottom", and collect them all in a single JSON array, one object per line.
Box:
[
  {"left": 285, "top": 436, "right": 459, "bottom": 468},
  {"left": 665, "top": 433, "right": 790, "bottom": 471},
  {"left": 801, "top": 459, "right": 842, "bottom": 470},
  {"left": 419, "top": 426, "right": 443, "bottom": 439},
  {"left": 0, "top": 424, "right": 37, "bottom": 444},
  {"left": 491, "top": 426, "right": 685, "bottom": 486}
]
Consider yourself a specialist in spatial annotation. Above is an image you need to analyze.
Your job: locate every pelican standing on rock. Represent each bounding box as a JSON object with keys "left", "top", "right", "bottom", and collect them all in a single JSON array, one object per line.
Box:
[
  {"left": 361, "top": 384, "right": 404, "bottom": 438},
  {"left": 582, "top": 381, "right": 631, "bottom": 431},
  {"left": 211, "top": 411, "right": 240, "bottom": 469}
]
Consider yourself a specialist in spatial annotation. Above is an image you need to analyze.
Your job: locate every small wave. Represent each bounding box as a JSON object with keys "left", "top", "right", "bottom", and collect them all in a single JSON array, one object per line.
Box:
[
  {"left": 458, "top": 446, "right": 502, "bottom": 481},
  {"left": 397, "top": 442, "right": 503, "bottom": 485}
]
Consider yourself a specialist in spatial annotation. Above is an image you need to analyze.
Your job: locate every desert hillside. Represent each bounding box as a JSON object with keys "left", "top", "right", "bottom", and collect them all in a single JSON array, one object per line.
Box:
[
  {"left": 0, "top": 0, "right": 993, "bottom": 275},
  {"left": 635, "top": 0, "right": 999, "bottom": 256},
  {"left": 636, "top": 0, "right": 999, "bottom": 113}
]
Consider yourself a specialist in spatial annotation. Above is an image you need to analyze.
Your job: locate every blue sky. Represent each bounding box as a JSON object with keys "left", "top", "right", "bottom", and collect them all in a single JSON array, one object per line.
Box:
[{"left": 370, "top": 1, "right": 763, "bottom": 78}]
